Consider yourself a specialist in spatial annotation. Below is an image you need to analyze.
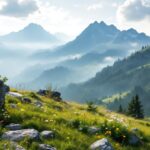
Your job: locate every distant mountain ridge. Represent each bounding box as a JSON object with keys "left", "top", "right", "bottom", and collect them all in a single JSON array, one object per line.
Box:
[
  {"left": 0, "top": 23, "right": 58, "bottom": 43},
  {"left": 61, "top": 46, "right": 150, "bottom": 102},
  {"left": 32, "top": 21, "right": 150, "bottom": 60}
]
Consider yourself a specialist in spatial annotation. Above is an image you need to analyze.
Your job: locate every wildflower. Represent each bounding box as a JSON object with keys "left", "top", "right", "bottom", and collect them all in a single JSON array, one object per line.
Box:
[{"left": 116, "top": 128, "right": 119, "bottom": 131}]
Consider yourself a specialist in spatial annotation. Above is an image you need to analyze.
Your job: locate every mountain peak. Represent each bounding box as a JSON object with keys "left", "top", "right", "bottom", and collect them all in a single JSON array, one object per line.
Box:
[{"left": 23, "top": 23, "right": 44, "bottom": 32}]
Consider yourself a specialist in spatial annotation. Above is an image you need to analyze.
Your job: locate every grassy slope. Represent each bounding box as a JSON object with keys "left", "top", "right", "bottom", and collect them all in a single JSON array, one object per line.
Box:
[{"left": 0, "top": 90, "right": 150, "bottom": 150}]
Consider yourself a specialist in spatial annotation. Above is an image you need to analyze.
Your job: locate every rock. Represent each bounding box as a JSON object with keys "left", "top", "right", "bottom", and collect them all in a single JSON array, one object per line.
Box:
[
  {"left": 129, "top": 134, "right": 141, "bottom": 145},
  {"left": 6, "top": 123, "right": 22, "bottom": 130},
  {"left": 37, "top": 90, "right": 48, "bottom": 96},
  {"left": 90, "top": 138, "right": 114, "bottom": 150},
  {"left": 7, "top": 92, "right": 23, "bottom": 98},
  {"left": 39, "top": 144, "right": 57, "bottom": 150},
  {"left": 34, "top": 101, "right": 43, "bottom": 107},
  {"left": 2, "top": 129, "right": 39, "bottom": 141},
  {"left": 0, "top": 80, "right": 9, "bottom": 108},
  {"left": 131, "top": 128, "right": 139, "bottom": 132},
  {"left": 21, "top": 97, "right": 32, "bottom": 103},
  {"left": 10, "top": 104, "right": 17, "bottom": 109},
  {"left": 41, "top": 131, "right": 54, "bottom": 139},
  {"left": 88, "top": 127, "right": 100, "bottom": 134},
  {"left": 51, "top": 91, "right": 62, "bottom": 101},
  {"left": 10, "top": 142, "right": 26, "bottom": 150}
]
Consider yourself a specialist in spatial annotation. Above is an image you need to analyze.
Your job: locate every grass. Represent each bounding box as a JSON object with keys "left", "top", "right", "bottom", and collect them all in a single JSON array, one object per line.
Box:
[{"left": 0, "top": 90, "right": 150, "bottom": 150}]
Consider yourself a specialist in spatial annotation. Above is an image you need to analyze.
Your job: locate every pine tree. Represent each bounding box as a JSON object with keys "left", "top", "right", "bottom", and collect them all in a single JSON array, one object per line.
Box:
[
  {"left": 118, "top": 104, "right": 123, "bottom": 113},
  {"left": 127, "top": 95, "right": 144, "bottom": 119}
]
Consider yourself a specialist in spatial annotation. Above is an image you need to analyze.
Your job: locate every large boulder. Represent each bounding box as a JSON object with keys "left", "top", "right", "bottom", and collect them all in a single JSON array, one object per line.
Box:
[
  {"left": 6, "top": 123, "right": 22, "bottom": 130},
  {"left": 51, "top": 91, "right": 62, "bottom": 101},
  {"left": 0, "top": 80, "right": 9, "bottom": 108},
  {"left": 21, "top": 97, "right": 32, "bottom": 103},
  {"left": 40, "top": 131, "right": 54, "bottom": 139},
  {"left": 37, "top": 90, "right": 48, "bottom": 96},
  {"left": 2, "top": 129, "right": 39, "bottom": 141},
  {"left": 7, "top": 92, "right": 23, "bottom": 98},
  {"left": 129, "top": 134, "right": 141, "bottom": 145},
  {"left": 90, "top": 138, "right": 114, "bottom": 150},
  {"left": 39, "top": 144, "right": 57, "bottom": 150}
]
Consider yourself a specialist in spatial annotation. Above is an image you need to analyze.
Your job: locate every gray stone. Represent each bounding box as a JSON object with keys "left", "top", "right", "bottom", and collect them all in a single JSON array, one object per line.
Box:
[
  {"left": 10, "top": 104, "right": 17, "bottom": 109},
  {"left": 10, "top": 142, "right": 26, "bottom": 150},
  {"left": 21, "top": 97, "right": 32, "bottom": 103},
  {"left": 39, "top": 144, "right": 57, "bottom": 150},
  {"left": 129, "top": 134, "right": 141, "bottom": 145},
  {"left": 2, "top": 129, "right": 39, "bottom": 141},
  {"left": 131, "top": 128, "right": 139, "bottom": 132},
  {"left": 7, "top": 92, "right": 23, "bottom": 98},
  {"left": 0, "top": 80, "right": 9, "bottom": 108},
  {"left": 6, "top": 123, "right": 22, "bottom": 130},
  {"left": 41, "top": 131, "right": 54, "bottom": 139},
  {"left": 34, "top": 101, "right": 43, "bottom": 107},
  {"left": 88, "top": 127, "right": 100, "bottom": 134},
  {"left": 90, "top": 138, "right": 114, "bottom": 150}
]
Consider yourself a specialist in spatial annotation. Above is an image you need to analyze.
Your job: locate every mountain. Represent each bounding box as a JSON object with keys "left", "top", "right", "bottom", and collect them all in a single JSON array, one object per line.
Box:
[
  {"left": 30, "top": 66, "right": 75, "bottom": 89},
  {"left": 61, "top": 46, "right": 150, "bottom": 104},
  {"left": 0, "top": 23, "right": 58, "bottom": 43},
  {"left": 31, "top": 21, "right": 150, "bottom": 60}
]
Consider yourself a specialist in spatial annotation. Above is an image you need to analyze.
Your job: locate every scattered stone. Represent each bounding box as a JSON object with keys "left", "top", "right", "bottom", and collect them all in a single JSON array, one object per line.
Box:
[
  {"left": 88, "top": 127, "right": 100, "bottom": 134},
  {"left": 37, "top": 90, "right": 48, "bottom": 96},
  {"left": 6, "top": 123, "right": 22, "bottom": 130},
  {"left": 40, "top": 131, "right": 54, "bottom": 139},
  {"left": 10, "top": 103, "right": 17, "bottom": 109},
  {"left": 90, "top": 138, "right": 114, "bottom": 150},
  {"left": 39, "top": 144, "right": 57, "bottom": 150},
  {"left": 129, "top": 134, "right": 141, "bottom": 145},
  {"left": 21, "top": 97, "right": 32, "bottom": 103},
  {"left": 0, "top": 80, "right": 9, "bottom": 108},
  {"left": 2, "top": 129, "right": 39, "bottom": 141},
  {"left": 10, "top": 142, "right": 26, "bottom": 150},
  {"left": 34, "top": 101, "right": 43, "bottom": 107},
  {"left": 131, "top": 128, "right": 139, "bottom": 132},
  {"left": 7, "top": 92, "right": 23, "bottom": 98}
]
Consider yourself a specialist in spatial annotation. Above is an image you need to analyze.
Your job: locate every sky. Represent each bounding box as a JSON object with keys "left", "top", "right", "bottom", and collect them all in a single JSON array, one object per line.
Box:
[{"left": 0, "top": 0, "right": 150, "bottom": 38}]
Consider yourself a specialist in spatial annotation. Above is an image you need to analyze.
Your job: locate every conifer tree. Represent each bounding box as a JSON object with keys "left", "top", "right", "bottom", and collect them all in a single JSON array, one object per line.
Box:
[
  {"left": 118, "top": 104, "right": 123, "bottom": 113},
  {"left": 128, "top": 95, "right": 144, "bottom": 119}
]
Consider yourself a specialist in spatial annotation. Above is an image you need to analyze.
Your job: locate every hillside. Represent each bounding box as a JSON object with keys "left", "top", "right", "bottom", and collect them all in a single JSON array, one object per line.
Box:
[
  {"left": 61, "top": 46, "right": 150, "bottom": 114},
  {"left": 0, "top": 89, "right": 150, "bottom": 150}
]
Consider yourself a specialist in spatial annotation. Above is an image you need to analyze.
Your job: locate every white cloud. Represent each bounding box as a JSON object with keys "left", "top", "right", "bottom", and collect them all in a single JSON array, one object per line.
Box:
[
  {"left": 116, "top": 0, "right": 150, "bottom": 35},
  {"left": 117, "top": 0, "right": 150, "bottom": 21},
  {"left": 87, "top": 3, "right": 103, "bottom": 11},
  {"left": 0, "top": 0, "right": 38, "bottom": 17}
]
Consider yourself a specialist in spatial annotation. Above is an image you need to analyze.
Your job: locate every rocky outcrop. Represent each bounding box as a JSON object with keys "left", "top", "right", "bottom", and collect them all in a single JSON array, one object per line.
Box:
[
  {"left": 40, "top": 131, "right": 54, "bottom": 139},
  {"left": 37, "top": 90, "right": 62, "bottom": 101},
  {"left": 7, "top": 92, "right": 23, "bottom": 98},
  {"left": 90, "top": 138, "right": 114, "bottom": 150},
  {"left": 39, "top": 144, "right": 57, "bottom": 150},
  {"left": 0, "top": 80, "right": 9, "bottom": 108},
  {"left": 2, "top": 129, "right": 39, "bottom": 141},
  {"left": 5, "top": 123, "right": 22, "bottom": 130}
]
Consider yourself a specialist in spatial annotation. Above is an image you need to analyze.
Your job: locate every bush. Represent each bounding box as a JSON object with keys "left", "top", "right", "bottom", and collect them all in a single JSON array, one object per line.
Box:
[
  {"left": 87, "top": 101, "right": 97, "bottom": 112},
  {"left": 100, "top": 120, "right": 129, "bottom": 144}
]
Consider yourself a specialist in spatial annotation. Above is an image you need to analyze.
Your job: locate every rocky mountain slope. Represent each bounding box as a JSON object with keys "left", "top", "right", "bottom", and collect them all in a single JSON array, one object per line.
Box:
[{"left": 0, "top": 88, "right": 150, "bottom": 150}]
